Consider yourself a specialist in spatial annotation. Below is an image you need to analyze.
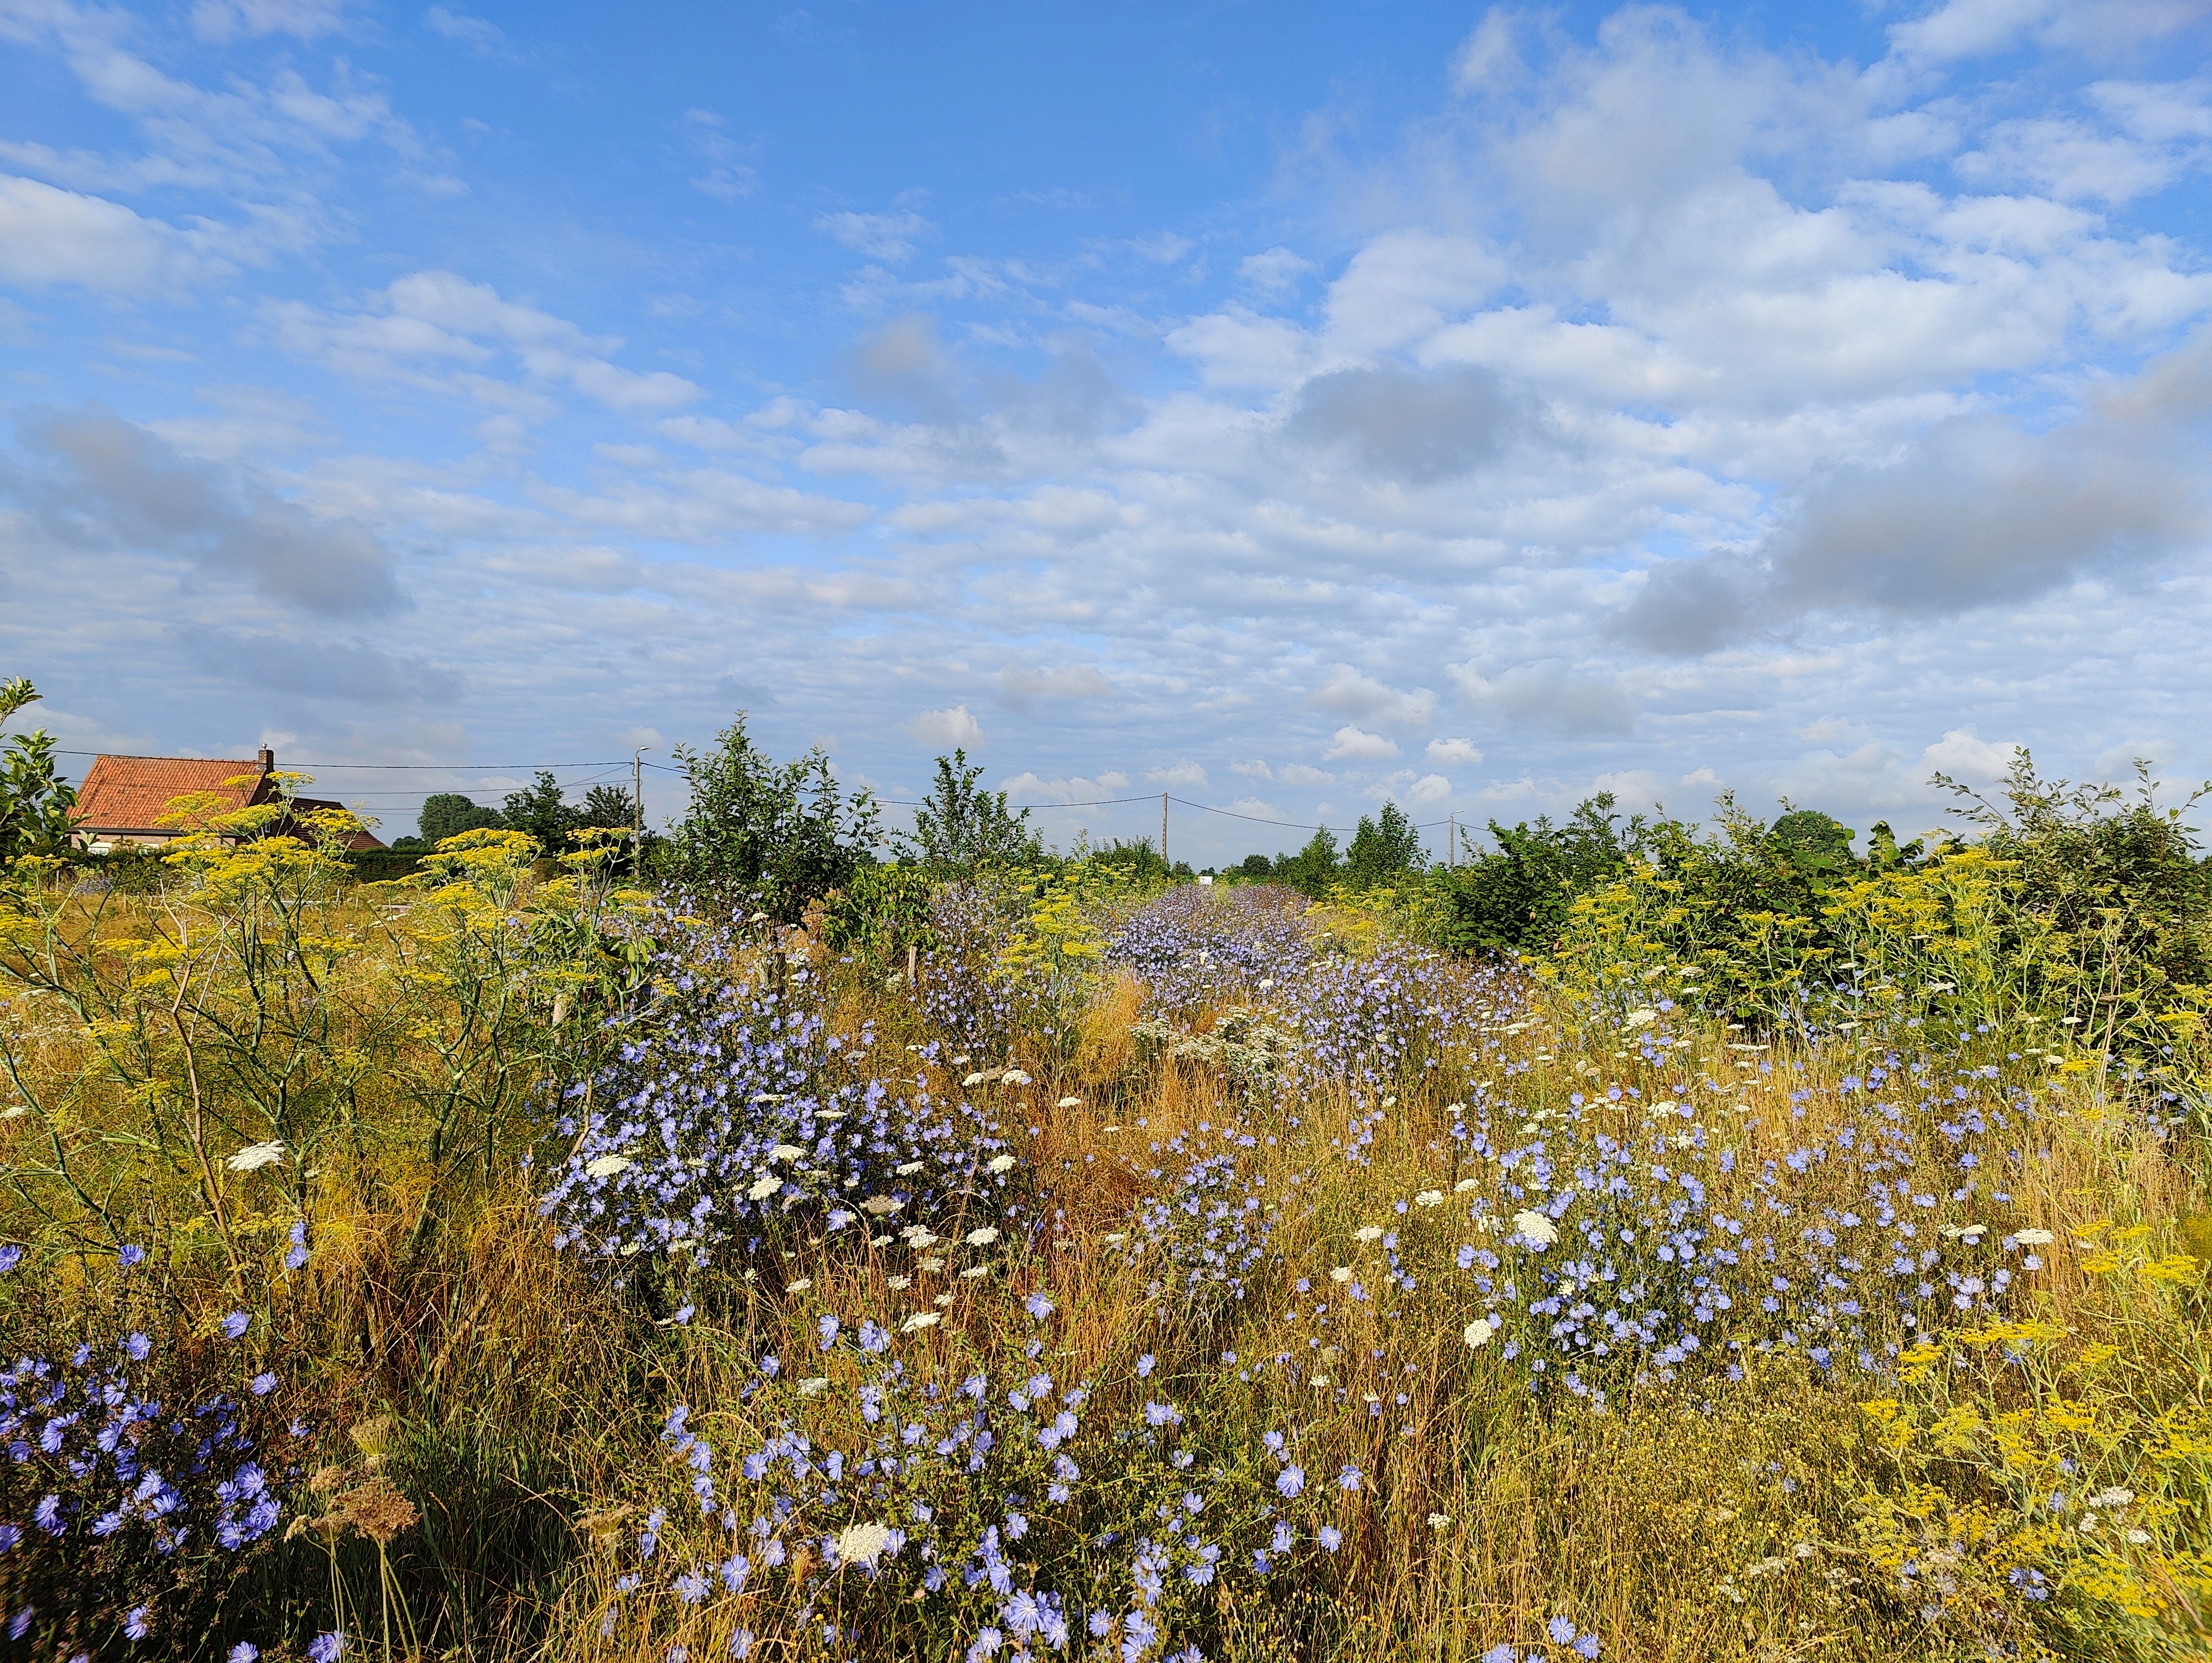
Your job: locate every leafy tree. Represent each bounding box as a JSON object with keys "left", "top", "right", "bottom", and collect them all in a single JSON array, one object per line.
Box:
[
  {"left": 1770, "top": 807, "right": 1859, "bottom": 886},
  {"left": 502, "top": 771, "right": 581, "bottom": 853},
  {"left": 1085, "top": 837, "right": 1168, "bottom": 883},
  {"left": 1345, "top": 801, "right": 1424, "bottom": 888},
  {"left": 1237, "top": 854, "right": 1274, "bottom": 878},
  {"left": 418, "top": 793, "right": 504, "bottom": 847},
  {"left": 1432, "top": 794, "right": 1635, "bottom": 954},
  {"left": 1938, "top": 749, "right": 2212, "bottom": 1038},
  {"left": 1272, "top": 827, "right": 1342, "bottom": 898},
  {"left": 669, "top": 712, "right": 881, "bottom": 921},
  {"left": 897, "top": 750, "right": 1042, "bottom": 869},
  {"left": 578, "top": 783, "right": 638, "bottom": 832},
  {"left": 0, "top": 678, "right": 79, "bottom": 866}
]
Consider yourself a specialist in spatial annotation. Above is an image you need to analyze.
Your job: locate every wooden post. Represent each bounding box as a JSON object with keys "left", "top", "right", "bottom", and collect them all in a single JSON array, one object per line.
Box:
[
  {"left": 1448, "top": 812, "right": 1455, "bottom": 869},
  {"left": 1161, "top": 792, "right": 1168, "bottom": 870},
  {"left": 906, "top": 943, "right": 917, "bottom": 985}
]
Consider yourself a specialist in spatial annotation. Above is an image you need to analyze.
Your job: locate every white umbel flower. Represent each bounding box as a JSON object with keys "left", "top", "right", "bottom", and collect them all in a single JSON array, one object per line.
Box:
[
  {"left": 835, "top": 1520, "right": 895, "bottom": 1567},
  {"left": 1512, "top": 1210, "right": 1559, "bottom": 1248},
  {"left": 1463, "top": 1317, "right": 1496, "bottom": 1348},
  {"left": 583, "top": 1153, "right": 632, "bottom": 1179},
  {"left": 226, "top": 1140, "right": 287, "bottom": 1173}
]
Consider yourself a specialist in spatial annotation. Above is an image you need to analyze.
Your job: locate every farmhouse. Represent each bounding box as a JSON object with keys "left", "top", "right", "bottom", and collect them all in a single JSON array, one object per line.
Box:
[{"left": 69, "top": 747, "right": 385, "bottom": 853}]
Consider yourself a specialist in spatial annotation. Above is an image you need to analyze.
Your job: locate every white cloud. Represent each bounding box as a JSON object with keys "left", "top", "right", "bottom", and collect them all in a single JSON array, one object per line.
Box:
[
  {"left": 1145, "top": 760, "right": 1209, "bottom": 787},
  {"left": 1002, "top": 665, "right": 1114, "bottom": 704},
  {"left": 816, "top": 209, "right": 935, "bottom": 264},
  {"left": 1277, "top": 763, "right": 1335, "bottom": 786},
  {"left": 1230, "top": 759, "right": 1274, "bottom": 779},
  {"left": 1408, "top": 772, "right": 1452, "bottom": 804},
  {"left": 1238, "top": 247, "right": 1313, "bottom": 296},
  {"left": 1453, "top": 9, "right": 1524, "bottom": 93},
  {"left": 1885, "top": 0, "right": 2200, "bottom": 65},
  {"left": 1797, "top": 717, "right": 1868, "bottom": 747},
  {"left": 1000, "top": 770, "right": 1131, "bottom": 803},
  {"left": 266, "top": 271, "right": 706, "bottom": 416},
  {"left": 192, "top": 0, "right": 345, "bottom": 40},
  {"left": 1450, "top": 664, "right": 1636, "bottom": 737},
  {"left": 1427, "top": 738, "right": 1484, "bottom": 765},
  {"left": 1921, "top": 726, "right": 2019, "bottom": 783},
  {"left": 0, "top": 174, "right": 211, "bottom": 293},
  {"left": 1308, "top": 666, "right": 1438, "bottom": 729},
  {"left": 1323, "top": 725, "right": 1399, "bottom": 760},
  {"left": 1321, "top": 230, "right": 1503, "bottom": 359},
  {"left": 685, "top": 109, "right": 757, "bottom": 200},
  {"left": 909, "top": 705, "right": 984, "bottom": 749}
]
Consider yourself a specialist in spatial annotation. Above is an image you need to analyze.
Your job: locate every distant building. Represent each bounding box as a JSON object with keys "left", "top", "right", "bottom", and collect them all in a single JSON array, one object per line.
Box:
[{"left": 70, "top": 748, "right": 385, "bottom": 853}]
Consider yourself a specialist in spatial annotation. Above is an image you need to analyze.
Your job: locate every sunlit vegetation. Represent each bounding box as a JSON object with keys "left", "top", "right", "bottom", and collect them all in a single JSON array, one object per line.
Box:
[{"left": 3, "top": 705, "right": 2209, "bottom": 1661}]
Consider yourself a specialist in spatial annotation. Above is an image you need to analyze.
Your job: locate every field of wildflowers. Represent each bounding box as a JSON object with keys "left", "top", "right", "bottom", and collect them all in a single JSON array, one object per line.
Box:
[{"left": 3, "top": 791, "right": 2210, "bottom": 1661}]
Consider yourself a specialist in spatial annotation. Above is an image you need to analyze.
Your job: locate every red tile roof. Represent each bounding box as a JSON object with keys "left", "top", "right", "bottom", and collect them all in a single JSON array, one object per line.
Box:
[
  {"left": 70, "top": 756, "right": 386, "bottom": 849},
  {"left": 71, "top": 755, "right": 272, "bottom": 835}
]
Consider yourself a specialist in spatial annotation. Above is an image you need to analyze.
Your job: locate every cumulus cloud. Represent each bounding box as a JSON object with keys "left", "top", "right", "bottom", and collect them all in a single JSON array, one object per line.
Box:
[
  {"left": 1323, "top": 725, "right": 1399, "bottom": 760},
  {"left": 6, "top": 409, "right": 404, "bottom": 616},
  {"left": 1921, "top": 726, "right": 2020, "bottom": 783},
  {"left": 183, "top": 627, "right": 461, "bottom": 703},
  {"left": 1407, "top": 771, "right": 1452, "bottom": 803},
  {"left": 265, "top": 271, "right": 705, "bottom": 416},
  {"left": 910, "top": 704, "right": 984, "bottom": 748},
  {"left": 1608, "top": 549, "right": 1765, "bottom": 656},
  {"left": 1001, "top": 665, "right": 1114, "bottom": 706},
  {"left": 1613, "top": 333, "right": 2212, "bottom": 654},
  {"left": 1145, "top": 760, "right": 1208, "bottom": 787},
  {"left": 1001, "top": 770, "right": 1131, "bottom": 803},
  {"left": 1286, "top": 364, "right": 1527, "bottom": 483},
  {"left": 1238, "top": 247, "right": 1314, "bottom": 296},
  {"left": 8, "top": 0, "right": 2210, "bottom": 846},
  {"left": 0, "top": 175, "right": 214, "bottom": 294},
  {"left": 1886, "top": 0, "right": 2203, "bottom": 64},
  {"left": 1449, "top": 664, "right": 1636, "bottom": 737},
  {"left": 1308, "top": 666, "right": 1438, "bottom": 729},
  {"left": 1771, "top": 415, "right": 2202, "bottom": 614}
]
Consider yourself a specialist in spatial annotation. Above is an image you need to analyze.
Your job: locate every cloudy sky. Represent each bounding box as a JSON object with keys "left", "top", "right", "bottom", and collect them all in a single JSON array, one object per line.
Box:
[{"left": 2, "top": 0, "right": 2209, "bottom": 861}]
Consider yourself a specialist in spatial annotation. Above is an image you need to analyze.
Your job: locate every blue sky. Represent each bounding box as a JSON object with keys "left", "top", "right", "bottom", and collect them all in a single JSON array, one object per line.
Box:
[{"left": 2, "top": 0, "right": 2209, "bottom": 862}]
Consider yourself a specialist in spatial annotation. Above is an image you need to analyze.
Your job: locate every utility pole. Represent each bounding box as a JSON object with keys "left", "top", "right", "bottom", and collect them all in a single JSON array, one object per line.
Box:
[
  {"left": 1448, "top": 812, "right": 1455, "bottom": 870},
  {"left": 632, "top": 747, "right": 649, "bottom": 880},
  {"left": 1161, "top": 792, "right": 1168, "bottom": 871}
]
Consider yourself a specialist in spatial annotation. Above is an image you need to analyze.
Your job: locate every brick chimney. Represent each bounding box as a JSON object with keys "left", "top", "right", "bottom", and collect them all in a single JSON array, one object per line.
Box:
[{"left": 258, "top": 747, "right": 275, "bottom": 775}]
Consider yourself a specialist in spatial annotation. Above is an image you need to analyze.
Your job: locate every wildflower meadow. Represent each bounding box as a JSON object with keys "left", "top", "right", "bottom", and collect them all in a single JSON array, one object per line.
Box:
[{"left": 3, "top": 731, "right": 2210, "bottom": 1661}]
